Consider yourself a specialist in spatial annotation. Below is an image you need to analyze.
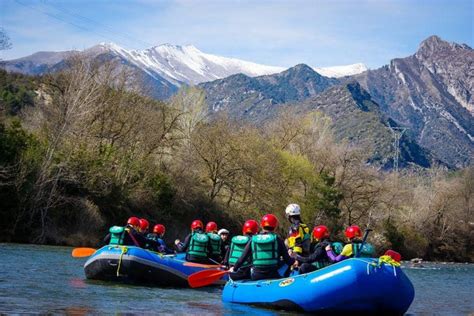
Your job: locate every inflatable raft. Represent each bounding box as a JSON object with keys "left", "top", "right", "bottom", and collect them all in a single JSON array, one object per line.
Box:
[
  {"left": 222, "top": 258, "right": 414, "bottom": 314},
  {"left": 84, "top": 245, "right": 226, "bottom": 287}
]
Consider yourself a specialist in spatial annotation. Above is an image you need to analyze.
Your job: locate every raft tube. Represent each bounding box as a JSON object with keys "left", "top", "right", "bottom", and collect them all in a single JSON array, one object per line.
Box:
[
  {"left": 84, "top": 245, "right": 226, "bottom": 287},
  {"left": 222, "top": 258, "right": 415, "bottom": 314}
]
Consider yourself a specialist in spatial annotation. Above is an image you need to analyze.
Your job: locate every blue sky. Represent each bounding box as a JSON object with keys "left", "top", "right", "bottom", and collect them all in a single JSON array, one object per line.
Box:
[{"left": 0, "top": 0, "right": 472, "bottom": 68}]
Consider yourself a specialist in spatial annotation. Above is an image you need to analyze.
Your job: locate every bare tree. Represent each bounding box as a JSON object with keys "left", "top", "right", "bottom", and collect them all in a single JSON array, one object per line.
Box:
[{"left": 0, "top": 28, "right": 12, "bottom": 56}]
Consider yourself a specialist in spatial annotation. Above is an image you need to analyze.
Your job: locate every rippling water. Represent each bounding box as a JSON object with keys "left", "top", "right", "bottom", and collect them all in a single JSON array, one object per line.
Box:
[{"left": 0, "top": 244, "right": 472, "bottom": 315}]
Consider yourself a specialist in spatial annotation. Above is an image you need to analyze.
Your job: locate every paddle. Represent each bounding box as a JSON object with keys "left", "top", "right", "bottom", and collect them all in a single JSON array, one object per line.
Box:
[
  {"left": 182, "top": 262, "right": 222, "bottom": 268},
  {"left": 188, "top": 269, "right": 229, "bottom": 288},
  {"left": 72, "top": 247, "right": 97, "bottom": 258},
  {"left": 354, "top": 228, "right": 373, "bottom": 258}
]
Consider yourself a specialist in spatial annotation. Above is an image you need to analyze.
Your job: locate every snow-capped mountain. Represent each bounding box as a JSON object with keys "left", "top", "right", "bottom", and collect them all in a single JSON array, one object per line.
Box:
[
  {"left": 93, "top": 42, "right": 286, "bottom": 85},
  {"left": 3, "top": 42, "right": 368, "bottom": 89},
  {"left": 87, "top": 42, "right": 368, "bottom": 83}
]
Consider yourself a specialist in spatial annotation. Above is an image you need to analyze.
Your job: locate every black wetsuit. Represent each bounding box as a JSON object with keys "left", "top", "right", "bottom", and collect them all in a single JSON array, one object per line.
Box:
[{"left": 296, "top": 239, "right": 331, "bottom": 274}]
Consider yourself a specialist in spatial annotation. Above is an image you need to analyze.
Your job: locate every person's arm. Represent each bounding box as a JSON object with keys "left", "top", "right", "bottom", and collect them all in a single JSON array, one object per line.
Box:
[
  {"left": 278, "top": 237, "right": 295, "bottom": 266},
  {"left": 222, "top": 246, "right": 231, "bottom": 266},
  {"left": 297, "top": 245, "right": 324, "bottom": 263},
  {"left": 136, "top": 233, "right": 157, "bottom": 248},
  {"left": 176, "top": 234, "right": 191, "bottom": 252},
  {"left": 233, "top": 240, "right": 252, "bottom": 271},
  {"left": 103, "top": 233, "right": 111, "bottom": 245},
  {"left": 327, "top": 244, "right": 351, "bottom": 262}
]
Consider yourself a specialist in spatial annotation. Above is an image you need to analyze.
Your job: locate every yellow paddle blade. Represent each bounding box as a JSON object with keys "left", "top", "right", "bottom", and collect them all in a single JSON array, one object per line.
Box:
[{"left": 72, "top": 247, "right": 97, "bottom": 258}]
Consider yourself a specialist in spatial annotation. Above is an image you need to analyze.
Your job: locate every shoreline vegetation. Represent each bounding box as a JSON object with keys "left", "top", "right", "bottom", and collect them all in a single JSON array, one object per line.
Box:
[{"left": 0, "top": 58, "right": 472, "bottom": 263}]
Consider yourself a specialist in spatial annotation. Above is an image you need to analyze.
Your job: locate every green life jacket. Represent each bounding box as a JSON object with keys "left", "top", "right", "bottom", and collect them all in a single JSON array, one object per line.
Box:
[
  {"left": 352, "top": 242, "right": 375, "bottom": 258},
  {"left": 251, "top": 233, "right": 279, "bottom": 268},
  {"left": 207, "top": 233, "right": 222, "bottom": 257},
  {"left": 109, "top": 226, "right": 125, "bottom": 245},
  {"left": 229, "top": 235, "right": 250, "bottom": 267},
  {"left": 188, "top": 232, "right": 209, "bottom": 258}
]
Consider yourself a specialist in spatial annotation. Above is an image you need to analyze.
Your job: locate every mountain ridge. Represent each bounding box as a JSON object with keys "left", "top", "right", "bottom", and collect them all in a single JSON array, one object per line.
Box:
[{"left": 2, "top": 42, "right": 368, "bottom": 86}]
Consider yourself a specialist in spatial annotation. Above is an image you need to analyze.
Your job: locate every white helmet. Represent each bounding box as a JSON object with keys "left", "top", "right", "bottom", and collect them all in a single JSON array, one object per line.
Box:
[
  {"left": 285, "top": 204, "right": 301, "bottom": 217},
  {"left": 218, "top": 228, "right": 229, "bottom": 235}
]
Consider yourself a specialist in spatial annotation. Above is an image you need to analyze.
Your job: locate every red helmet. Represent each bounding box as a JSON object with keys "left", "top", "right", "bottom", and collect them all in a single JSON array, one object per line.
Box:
[
  {"left": 260, "top": 214, "right": 278, "bottom": 230},
  {"left": 312, "top": 225, "right": 330, "bottom": 241},
  {"left": 127, "top": 217, "right": 140, "bottom": 227},
  {"left": 345, "top": 225, "right": 362, "bottom": 239},
  {"left": 153, "top": 224, "right": 165, "bottom": 235},
  {"left": 205, "top": 221, "right": 218, "bottom": 233},
  {"left": 191, "top": 220, "right": 204, "bottom": 231},
  {"left": 139, "top": 218, "right": 149, "bottom": 232},
  {"left": 242, "top": 219, "right": 259, "bottom": 235}
]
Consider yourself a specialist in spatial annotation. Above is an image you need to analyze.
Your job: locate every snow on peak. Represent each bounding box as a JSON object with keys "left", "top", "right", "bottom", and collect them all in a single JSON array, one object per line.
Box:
[
  {"left": 314, "top": 63, "right": 368, "bottom": 78},
  {"left": 95, "top": 42, "right": 367, "bottom": 84}
]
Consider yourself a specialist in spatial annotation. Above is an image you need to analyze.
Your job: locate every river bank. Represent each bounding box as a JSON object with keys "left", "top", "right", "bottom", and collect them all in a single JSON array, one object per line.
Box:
[{"left": 0, "top": 243, "right": 473, "bottom": 315}]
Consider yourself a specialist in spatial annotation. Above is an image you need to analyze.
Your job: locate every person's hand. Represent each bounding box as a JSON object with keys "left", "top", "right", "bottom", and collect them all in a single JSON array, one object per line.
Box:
[
  {"left": 174, "top": 239, "right": 181, "bottom": 246},
  {"left": 228, "top": 266, "right": 235, "bottom": 273},
  {"left": 288, "top": 249, "right": 293, "bottom": 256},
  {"left": 325, "top": 245, "right": 332, "bottom": 251}
]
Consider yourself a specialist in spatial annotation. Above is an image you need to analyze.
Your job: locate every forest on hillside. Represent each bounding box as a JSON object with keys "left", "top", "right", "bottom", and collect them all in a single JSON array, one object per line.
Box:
[{"left": 0, "top": 58, "right": 472, "bottom": 262}]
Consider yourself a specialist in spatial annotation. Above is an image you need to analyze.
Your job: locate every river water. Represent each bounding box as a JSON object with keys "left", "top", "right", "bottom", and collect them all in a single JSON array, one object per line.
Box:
[{"left": 0, "top": 244, "right": 473, "bottom": 315}]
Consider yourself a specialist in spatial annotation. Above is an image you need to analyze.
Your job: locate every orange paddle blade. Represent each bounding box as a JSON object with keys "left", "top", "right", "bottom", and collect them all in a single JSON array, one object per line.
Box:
[
  {"left": 183, "top": 262, "right": 221, "bottom": 268},
  {"left": 72, "top": 247, "right": 97, "bottom": 258},
  {"left": 188, "top": 269, "right": 229, "bottom": 288}
]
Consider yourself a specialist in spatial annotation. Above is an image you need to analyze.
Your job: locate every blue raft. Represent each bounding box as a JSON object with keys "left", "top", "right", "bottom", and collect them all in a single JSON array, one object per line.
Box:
[
  {"left": 84, "top": 245, "right": 226, "bottom": 287},
  {"left": 222, "top": 258, "right": 414, "bottom": 314}
]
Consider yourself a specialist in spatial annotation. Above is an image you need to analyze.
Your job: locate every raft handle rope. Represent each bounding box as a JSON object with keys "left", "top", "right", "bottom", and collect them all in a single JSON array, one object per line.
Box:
[
  {"left": 117, "top": 246, "right": 128, "bottom": 277},
  {"left": 378, "top": 255, "right": 400, "bottom": 276}
]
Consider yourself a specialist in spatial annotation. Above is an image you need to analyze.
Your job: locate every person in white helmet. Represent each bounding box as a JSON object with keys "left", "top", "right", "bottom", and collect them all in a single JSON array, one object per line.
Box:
[
  {"left": 285, "top": 203, "right": 311, "bottom": 256},
  {"left": 218, "top": 228, "right": 231, "bottom": 258}
]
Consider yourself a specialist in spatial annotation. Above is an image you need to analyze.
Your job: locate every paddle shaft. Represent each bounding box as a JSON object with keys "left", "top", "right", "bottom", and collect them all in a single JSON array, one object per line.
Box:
[{"left": 354, "top": 229, "right": 372, "bottom": 258}]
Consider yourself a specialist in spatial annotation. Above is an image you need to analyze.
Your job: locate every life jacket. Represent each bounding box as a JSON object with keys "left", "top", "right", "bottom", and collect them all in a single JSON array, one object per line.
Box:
[
  {"left": 207, "top": 233, "right": 222, "bottom": 257},
  {"left": 251, "top": 233, "right": 279, "bottom": 268},
  {"left": 287, "top": 223, "right": 310, "bottom": 254},
  {"left": 229, "top": 235, "right": 251, "bottom": 267},
  {"left": 352, "top": 242, "right": 375, "bottom": 258},
  {"left": 187, "top": 231, "right": 209, "bottom": 258},
  {"left": 109, "top": 226, "right": 126, "bottom": 245},
  {"left": 311, "top": 241, "right": 343, "bottom": 269}
]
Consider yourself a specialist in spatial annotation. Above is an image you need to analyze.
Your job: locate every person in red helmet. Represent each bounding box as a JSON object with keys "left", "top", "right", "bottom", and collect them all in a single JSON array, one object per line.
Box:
[
  {"left": 205, "top": 222, "right": 223, "bottom": 263},
  {"left": 326, "top": 225, "right": 374, "bottom": 262},
  {"left": 103, "top": 216, "right": 148, "bottom": 247},
  {"left": 293, "top": 225, "right": 333, "bottom": 274},
  {"left": 146, "top": 224, "right": 174, "bottom": 254},
  {"left": 223, "top": 219, "right": 258, "bottom": 280},
  {"left": 230, "top": 214, "right": 295, "bottom": 280},
  {"left": 175, "top": 220, "right": 213, "bottom": 263},
  {"left": 139, "top": 219, "right": 150, "bottom": 234}
]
